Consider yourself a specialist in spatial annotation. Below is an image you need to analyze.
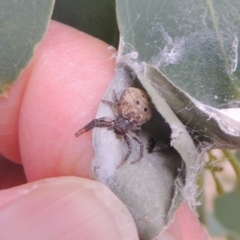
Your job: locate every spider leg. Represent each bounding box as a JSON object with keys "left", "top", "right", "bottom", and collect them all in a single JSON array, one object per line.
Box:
[
  {"left": 147, "top": 138, "right": 170, "bottom": 152},
  {"left": 131, "top": 124, "right": 142, "bottom": 135},
  {"left": 117, "top": 134, "right": 132, "bottom": 168},
  {"left": 113, "top": 90, "right": 121, "bottom": 114},
  {"left": 147, "top": 138, "right": 156, "bottom": 153},
  {"left": 113, "top": 90, "right": 119, "bottom": 107},
  {"left": 101, "top": 100, "right": 118, "bottom": 116},
  {"left": 101, "top": 90, "right": 120, "bottom": 115},
  {"left": 129, "top": 132, "right": 143, "bottom": 164},
  {"left": 75, "top": 117, "right": 114, "bottom": 137}
]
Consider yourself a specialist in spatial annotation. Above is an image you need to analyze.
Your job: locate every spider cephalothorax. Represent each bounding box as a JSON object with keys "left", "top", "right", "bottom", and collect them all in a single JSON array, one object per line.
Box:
[{"left": 75, "top": 87, "right": 153, "bottom": 167}]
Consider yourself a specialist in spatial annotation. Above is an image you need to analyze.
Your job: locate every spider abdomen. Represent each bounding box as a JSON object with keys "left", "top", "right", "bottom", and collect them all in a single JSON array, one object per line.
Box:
[{"left": 119, "top": 87, "right": 153, "bottom": 125}]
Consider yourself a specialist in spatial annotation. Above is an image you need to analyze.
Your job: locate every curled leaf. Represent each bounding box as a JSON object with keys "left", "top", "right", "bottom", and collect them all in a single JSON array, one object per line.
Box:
[{"left": 92, "top": 58, "right": 198, "bottom": 239}]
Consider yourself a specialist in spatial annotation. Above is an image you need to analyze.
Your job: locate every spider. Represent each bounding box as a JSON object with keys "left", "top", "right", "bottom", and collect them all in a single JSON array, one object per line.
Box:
[{"left": 75, "top": 87, "right": 153, "bottom": 167}]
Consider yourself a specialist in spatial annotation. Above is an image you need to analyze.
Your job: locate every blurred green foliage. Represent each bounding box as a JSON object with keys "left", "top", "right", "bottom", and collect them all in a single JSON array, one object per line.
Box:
[{"left": 52, "top": 0, "right": 119, "bottom": 48}]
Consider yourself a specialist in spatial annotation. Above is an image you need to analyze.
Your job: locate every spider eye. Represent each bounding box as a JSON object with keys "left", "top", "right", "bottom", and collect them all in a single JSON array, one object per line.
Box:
[
  {"left": 136, "top": 100, "right": 140, "bottom": 105},
  {"left": 144, "top": 108, "right": 148, "bottom": 111}
]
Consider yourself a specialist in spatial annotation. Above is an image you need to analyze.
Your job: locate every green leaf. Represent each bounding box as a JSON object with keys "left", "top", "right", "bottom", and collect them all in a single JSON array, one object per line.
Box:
[
  {"left": 52, "top": 0, "right": 119, "bottom": 48},
  {"left": 215, "top": 187, "right": 240, "bottom": 237},
  {"left": 116, "top": 0, "right": 240, "bottom": 108},
  {"left": 204, "top": 211, "right": 228, "bottom": 237},
  {"left": 197, "top": 180, "right": 227, "bottom": 238},
  {"left": 200, "top": 208, "right": 240, "bottom": 240},
  {"left": 198, "top": 173, "right": 239, "bottom": 240},
  {"left": 235, "top": 150, "right": 240, "bottom": 160},
  {"left": 222, "top": 150, "right": 240, "bottom": 189},
  {"left": 0, "top": 0, "right": 54, "bottom": 96}
]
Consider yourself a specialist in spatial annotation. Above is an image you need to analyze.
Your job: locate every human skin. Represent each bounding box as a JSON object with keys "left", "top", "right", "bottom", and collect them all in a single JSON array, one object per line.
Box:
[{"left": 0, "top": 21, "right": 208, "bottom": 240}]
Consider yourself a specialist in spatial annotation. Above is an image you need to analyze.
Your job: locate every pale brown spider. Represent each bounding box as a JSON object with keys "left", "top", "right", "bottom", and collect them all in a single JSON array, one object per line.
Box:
[{"left": 75, "top": 87, "right": 153, "bottom": 167}]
